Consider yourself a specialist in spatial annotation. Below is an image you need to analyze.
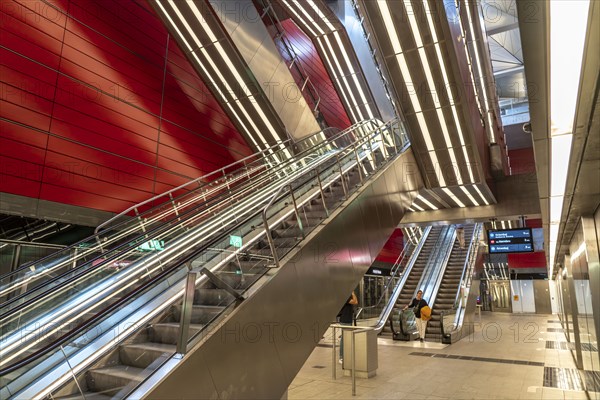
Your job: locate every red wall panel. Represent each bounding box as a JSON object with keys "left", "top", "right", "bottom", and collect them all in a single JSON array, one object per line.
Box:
[
  {"left": 507, "top": 252, "right": 547, "bottom": 269},
  {"left": 508, "top": 147, "right": 536, "bottom": 175},
  {"left": 375, "top": 228, "right": 404, "bottom": 264},
  {"left": 275, "top": 19, "right": 352, "bottom": 130},
  {"left": 0, "top": 0, "right": 253, "bottom": 215}
]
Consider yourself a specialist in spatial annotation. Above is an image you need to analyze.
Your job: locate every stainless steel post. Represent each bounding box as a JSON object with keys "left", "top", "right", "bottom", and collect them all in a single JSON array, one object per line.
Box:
[
  {"left": 351, "top": 330, "right": 356, "bottom": 396},
  {"left": 336, "top": 155, "right": 348, "bottom": 199},
  {"left": 332, "top": 325, "right": 337, "bottom": 380},
  {"left": 176, "top": 271, "right": 197, "bottom": 354},
  {"left": 353, "top": 143, "right": 365, "bottom": 183},
  {"left": 315, "top": 169, "right": 329, "bottom": 217},
  {"left": 289, "top": 184, "right": 304, "bottom": 238},
  {"left": 11, "top": 244, "right": 21, "bottom": 273},
  {"left": 262, "top": 209, "right": 280, "bottom": 268}
]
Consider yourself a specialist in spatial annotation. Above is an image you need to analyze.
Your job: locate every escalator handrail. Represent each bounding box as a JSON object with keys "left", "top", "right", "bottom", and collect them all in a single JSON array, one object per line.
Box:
[
  {"left": 94, "top": 122, "right": 376, "bottom": 236},
  {"left": 0, "top": 148, "right": 342, "bottom": 321},
  {"left": 0, "top": 122, "right": 369, "bottom": 282},
  {"left": 425, "top": 226, "right": 458, "bottom": 308},
  {"left": 0, "top": 148, "right": 332, "bottom": 313},
  {"left": 355, "top": 243, "right": 413, "bottom": 318},
  {"left": 452, "top": 224, "right": 482, "bottom": 310},
  {"left": 372, "top": 226, "right": 433, "bottom": 332},
  {"left": 0, "top": 119, "right": 392, "bottom": 379},
  {"left": 0, "top": 122, "right": 378, "bottom": 299}
]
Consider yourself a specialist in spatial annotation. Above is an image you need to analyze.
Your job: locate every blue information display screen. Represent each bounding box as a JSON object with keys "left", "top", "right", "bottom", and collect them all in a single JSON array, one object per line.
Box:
[{"left": 488, "top": 228, "right": 534, "bottom": 253}]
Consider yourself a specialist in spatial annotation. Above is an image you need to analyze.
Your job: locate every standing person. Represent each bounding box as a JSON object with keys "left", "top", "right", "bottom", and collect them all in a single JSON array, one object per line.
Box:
[
  {"left": 403, "top": 289, "right": 429, "bottom": 342},
  {"left": 456, "top": 225, "right": 466, "bottom": 249},
  {"left": 337, "top": 291, "right": 358, "bottom": 363}
]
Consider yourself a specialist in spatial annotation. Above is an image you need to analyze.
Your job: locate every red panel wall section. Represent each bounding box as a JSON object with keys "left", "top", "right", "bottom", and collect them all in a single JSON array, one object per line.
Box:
[
  {"left": 507, "top": 252, "right": 547, "bottom": 269},
  {"left": 508, "top": 147, "right": 536, "bottom": 175},
  {"left": 0, "top": 0, "right": 253, "bottom": 214},
  {"left": 277, "top": 19, "right": 352, "bottom": 130},
  {"left": 375, "top": 228, "right": 404, "bottom": 264}
]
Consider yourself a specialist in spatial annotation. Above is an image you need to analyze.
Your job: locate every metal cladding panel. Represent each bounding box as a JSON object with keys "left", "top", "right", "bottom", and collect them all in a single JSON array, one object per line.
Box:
[
  {"left": 143, "top": 149, "right": 418, "bottom": 399},
  {"left": 209, "top": 0, "right": 321, "bottom": 141}
]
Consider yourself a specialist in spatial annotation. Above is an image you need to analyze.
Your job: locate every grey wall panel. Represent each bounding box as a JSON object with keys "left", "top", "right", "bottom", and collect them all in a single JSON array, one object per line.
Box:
[
  {"left": 0, "top": 192, "right": 115, "bottom": 227},
  {"left": 533, "top": 280, "right": 552, "bottom": 314},
  {"left": 143, "top": 149, "right": 418, "bottom": 399},
  {"left": 209, "top": 0, "right": 321, "bottom": 140},
  {"left": 341, "top": 1, "right": 396, "bottom": 121}
]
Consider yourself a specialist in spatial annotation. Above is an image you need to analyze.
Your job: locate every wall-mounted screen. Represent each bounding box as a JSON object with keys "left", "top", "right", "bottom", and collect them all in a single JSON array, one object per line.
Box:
[{"left": 488, "top": 228, "right": 534, "bottom": 253}]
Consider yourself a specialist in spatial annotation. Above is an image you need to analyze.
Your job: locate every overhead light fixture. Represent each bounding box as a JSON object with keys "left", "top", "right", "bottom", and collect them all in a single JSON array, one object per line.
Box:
[
  {"left": 548, "top": 0, "right": 590, "bottom": 277},
  {"left": 417, "top": 194, "right": 439, "bottom": 210}
]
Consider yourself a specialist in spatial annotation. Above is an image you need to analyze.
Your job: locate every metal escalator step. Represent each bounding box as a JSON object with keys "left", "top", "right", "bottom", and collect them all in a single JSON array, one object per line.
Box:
[
  {"left": 148, "top": 323, "right": 204, "bottom": 345},
  {"left": 54, "top": 392, "right": 113, "bottom": 400},
  {"left": 194, "top": 288, "right": 234, "bottom": 306},
  {"left": 172, "top": 304, "right": 225, "bottom": 324},
  {"left": 86, "top": 365, "right": 150, "bottom": 396},
  {"left": 119, "top": 342, "right": 176, "bottom": 369}
]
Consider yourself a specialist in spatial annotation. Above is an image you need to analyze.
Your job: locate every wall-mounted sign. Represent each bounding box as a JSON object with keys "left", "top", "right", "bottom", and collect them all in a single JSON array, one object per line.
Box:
[
  {"left": 488, "top": 228, "right": 534, "bottom": 253},
  {"left": 229, "top": 235, "right": 243, "bottom": 248},
  {"left": 137, "top": 240, "right": 165, "bottom": 252}
]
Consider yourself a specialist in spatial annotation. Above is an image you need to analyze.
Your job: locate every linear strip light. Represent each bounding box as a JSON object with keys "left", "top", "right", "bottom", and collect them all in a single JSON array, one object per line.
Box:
[
  {"left": 442, "top": 187, "right": 466, "bottom": 208},
  {"left": 332, "top": 31, "right": 374, "bottom": 119},
  {"left": 307, "top": 0, "right": 335, "bottom": 31},
  {"left": 281, "top": 0, "right": 318, "bottom": 36},
  {"left": 417, "top": 194, "right": 439, "bottom": 210},
  {"left": 404, "top": 0, "right": 462, "bottom": 185},
  {"left": 377, "top": 0, "right": 445, "bottom": 186},
  {"left": 291, "top": 0, "right": 324, "bottom": 35},
  {"left": 188, "top": 2, "right": 288, "bottom": 155},
  {"left": 548, "top": 0, "right": 590, "bottom": 277},
  {"left": 464, "top": 1, "right": 495, "bottom": 143},
  {"left": 423, "top": 0, "right": 475, "bottom": 184},
  {"left": 155, "top": 1, "right": 262, "bottom": 151},
  {"left": 316, "top": 37, "right": 359, "bottom": 122},
  {"left": 460, "top": 185, "right": 479, "bottom": 206},
  {"left": 322, "top": 35, "right": 365, "bottom": 120},
  {"left": 411, "top": 202, "right": 425, "bottom": 212},
  {"left": 472, "top": 184, "right": 490, "bottom": 205}
]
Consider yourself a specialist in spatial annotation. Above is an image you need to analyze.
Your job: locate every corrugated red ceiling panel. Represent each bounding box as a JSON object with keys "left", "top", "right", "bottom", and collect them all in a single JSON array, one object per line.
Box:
[{"left": 0, "top": 0, "right": 253, "bottom": 214}]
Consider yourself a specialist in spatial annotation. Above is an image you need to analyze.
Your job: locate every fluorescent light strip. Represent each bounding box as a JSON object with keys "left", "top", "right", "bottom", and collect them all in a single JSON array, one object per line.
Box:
[
  {"left": 442, "top": 187, "right": 465, "bottom": 208},
  {"left": 501, "top": 220, "right": 506, "bottom": 229},
  {"left": 316, "top": 37, "right": 359, "bottom": 122},
  {"left": 188, "top": 1, "right": 283, "bottom": 150},
  {"left": 404, "top": 0, "right": 462, "bottom": 185},
  {"left": 332, "top": 31, "right": 375, "bottom": 119},
  {"left": 307, "top": 0, "right": 335, "bottom": 31},
  {"left": 464, "top": 2, "right": 495, "bottom": 142},
  {"left": 292, "top": 0, "right": 324, "bottom": 35},
  {"left": 550, "top": 0, "right": 590, "bottom": 135},
  {"left": 157, "top": 1, "right": 261, "bottom": 151},
  {"left": 417, "top": 194, "right": 438, "bottom": 210},
  {"left": 378, "top": 0, "right": 444, "bottom": 185},
  {"left": 412, "top": 202, "right": 425, "bottom": 212},
  {"left": 472, "top": 184, "right": 490, "bottom": 205},
  {"left": 282, "top": 0, "right": 318, "bottom": 36},
  {"left": 423, "top": 0, "right": 475, "bottom": 183},
  {"left": 548, "top": 0, "right": 589, "bottom": 277},
  {"left": 322, "top": 35, "right": 364, "bottom": 120},
  {"left": 460, "top": 185, "right": 479, "bottom": 206}
]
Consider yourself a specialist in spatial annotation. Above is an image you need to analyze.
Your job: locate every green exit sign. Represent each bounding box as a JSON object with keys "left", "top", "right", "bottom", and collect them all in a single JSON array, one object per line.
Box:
[
  {"left": 137, "top": 240, "right": 165, "bottom": 252},
  {"left": 229, "top": 235, "right": 243, "bottom": 248}
]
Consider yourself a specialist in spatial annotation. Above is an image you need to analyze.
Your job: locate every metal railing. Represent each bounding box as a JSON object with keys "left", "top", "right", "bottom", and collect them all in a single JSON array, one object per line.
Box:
[
  {"left": 440, "top": 223, "right": 483, "bottom": 339},
  {"left": 1, "top": 119, "right": 410, "bottom": 399}
]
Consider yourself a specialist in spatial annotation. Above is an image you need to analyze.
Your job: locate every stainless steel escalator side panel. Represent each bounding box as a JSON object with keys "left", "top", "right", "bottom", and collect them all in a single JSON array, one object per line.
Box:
[
  {"left": 139, "top": 148, "right": 421, "bottom": 400},
  {"left": 372, "top": 226, "right": 432, "bottom": 333}
]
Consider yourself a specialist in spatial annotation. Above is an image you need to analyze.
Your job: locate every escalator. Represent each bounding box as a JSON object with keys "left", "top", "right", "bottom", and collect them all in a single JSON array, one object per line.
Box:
[
  {"left": 425, "top": 225, "right": 475, "bottom": 341},
  {"left": 1, "top": 119, "right": 417, "bottom": 399}
]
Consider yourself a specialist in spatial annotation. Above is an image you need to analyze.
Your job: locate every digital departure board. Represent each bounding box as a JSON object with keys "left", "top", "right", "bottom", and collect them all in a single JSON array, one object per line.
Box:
[{"left": 488, "top": 228, "right": 534, "bottom": 254}]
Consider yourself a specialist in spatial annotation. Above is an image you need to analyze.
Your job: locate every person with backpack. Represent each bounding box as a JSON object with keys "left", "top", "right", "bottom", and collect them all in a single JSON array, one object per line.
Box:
[{"left": 403, "top": 289, "right": 430, "bottom": 342}]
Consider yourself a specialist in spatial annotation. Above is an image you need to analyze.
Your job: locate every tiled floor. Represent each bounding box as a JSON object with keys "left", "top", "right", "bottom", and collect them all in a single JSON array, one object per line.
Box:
[{"left": 288, "top": 313, "right": 599, "bottom": 399}]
